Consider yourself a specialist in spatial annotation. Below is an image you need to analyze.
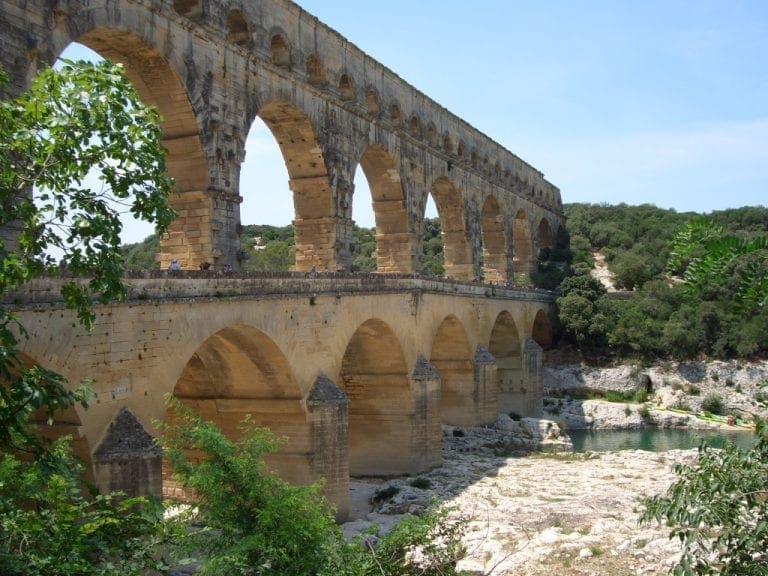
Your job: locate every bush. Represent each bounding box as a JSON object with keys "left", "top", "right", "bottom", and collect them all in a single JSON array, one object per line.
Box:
[
  {"left": 642, "top": 421, "right": 768, "bottom": 574},
  {"left": 638, "top": 405, "right": 651, "bottom": 420},
  {"left": 701, "top": 393, "right": 725, "bottom": 416},
  {"left": 409, "top": 477, "right": 433, "bottom": 490}
]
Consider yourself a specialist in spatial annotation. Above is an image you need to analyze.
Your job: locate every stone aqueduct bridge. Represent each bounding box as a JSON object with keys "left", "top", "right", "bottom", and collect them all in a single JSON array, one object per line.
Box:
[
  {"left": 7, "top": 274, "right": 554, "bottom": 519},
  {"left": 1, "top": 0, "right": 565, "bottom": 519},
  {"left": 1, "top": 0, "right": 563, "bottom": 281}
]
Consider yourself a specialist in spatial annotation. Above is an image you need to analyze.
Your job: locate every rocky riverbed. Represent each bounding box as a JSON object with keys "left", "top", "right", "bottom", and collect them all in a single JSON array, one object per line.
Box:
[
  {"left": 345, "top": 422, "right": 694, "bottom": 575},
  {"left": 343, "top": 360, "right": 768, "bottom": 575}
]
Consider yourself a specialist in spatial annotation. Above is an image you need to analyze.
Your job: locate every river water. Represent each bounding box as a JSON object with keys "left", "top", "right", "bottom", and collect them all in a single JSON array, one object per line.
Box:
[{"left": 569, "top": 427, "right": 754, "bottom": 452}]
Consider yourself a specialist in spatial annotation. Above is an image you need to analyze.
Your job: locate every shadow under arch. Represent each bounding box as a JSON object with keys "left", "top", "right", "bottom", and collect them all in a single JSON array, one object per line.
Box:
[
  {"left": 340, "top": 318, "right": 436, "bottom": 476},
  {"left": 489, "top": 311, "right": 536, "bottom": 416},
  {"left": 0, "top": 353, "right": 93, "bottom": 480},
  {"left": 481, "top": 195, "right": 507, "bottom": 283},
  {"left": 430, "top": 314, "right": 476, "bottom": 425},
  {"left": 531, "top": 309, "right": 554, "bottom": 350},
  {"left": 256, "top": 100, "right": 335, "bottom": 271},
  {"left": 164, "top": 324, "right": 310, "bottom": 498},
  {"left": 431, "top": 177, "right": 472, "bottom": 280},
  {"left": 512, "top": 208, "right": 533, "bottom": 281},
  {"left": 537, "top": 217, "right": 554, "bottom": 255},
  {"left": 357, "top": 144, "right": 413, "bottom": 273}
]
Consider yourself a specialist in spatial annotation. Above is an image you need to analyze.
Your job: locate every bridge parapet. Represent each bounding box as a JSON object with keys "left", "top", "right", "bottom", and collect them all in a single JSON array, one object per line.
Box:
[{"left": 2, "top": 273, "right": 556, "bottom": 307}]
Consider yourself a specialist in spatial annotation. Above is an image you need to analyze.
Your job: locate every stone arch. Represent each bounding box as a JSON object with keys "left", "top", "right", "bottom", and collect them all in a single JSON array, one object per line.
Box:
[
  {"left": 409, "top": 114, "right": 421, "bottom": 137},
  {"left": 357, "top": 145, "right": 413, "bottom": 273},
  {"left": 430, "top": 177, "right": 472, "bottom": 280},
  {"left": 340, "top": 319, "right": 414, "bottom": 475},
  {"left": 426, "top": 122, "right": 438, "bottom": 147},
  {"left": 365, "top": 88, "right": 380, "bottom": 116},
  {"left": 389, "top": 102, "right": 402, "bottom": 126},
  {"left": 430, "top": 315, "right": 476, "bottom": 426},
  {"left": 512, "top": 208, "right": 533, "bottom": 280},
  {"left": 254, "top": 100, "right": 334, "bottom": 271},
  {"left": 270, "top": 33, "right": 291, "bottom": 68},
  {"left": 488, "top": 311, "right": 527, "bottom": 415},
  {"left": 225, "top": 9, "right": 250, "bottom": 46},
  {"left": 531, "top": 309, "right": 553, "bottom": 349},
  {"left": 339, "top": 73, "right": 355, "bottom": 101},
  {"left": 537, "top": 217, "right": 554, "bottom": 255},
  {"left": 481, "top": 195, "right": 507, "bottom": 283},
  {"left": 457, "top": 140, "right": 466, "bottom": 159},
  {"left": 470, "top": 149, "right": 478, "bottom": 169},
  {"left": 165, "top": 325, "right": 308, "bottom": 497},
  {"left": 71, "top": 29, "right": 208, "bottom": 269},
  {"left": 306, "top": 53, "right": 325, "bottom": 86},
  {"left": 443, "top": 132, "right": 453, "bottom": 155},
  {"left": 3, "top": 353, "right": 91, "bottom": 477},
  {"left": 173, "top": 0, "right": 201, "bottom": 18}
]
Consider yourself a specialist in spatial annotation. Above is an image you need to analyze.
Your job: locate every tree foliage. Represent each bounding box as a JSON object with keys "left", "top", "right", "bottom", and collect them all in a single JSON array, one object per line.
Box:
[
  {"left": 0, "top": 60, "right": 174, "bottom": 571},
  {"left": 160, "top": 400, "right": 468, "bottom": 576},
  {"left": 641, "top": 422, "right": 768, "bottom": 575},
  {"left": 0, "top": 439, "right": 178, "bottom": 576},
  {"left": 555, "top": 204, "right": 768, "bottom": 360}
]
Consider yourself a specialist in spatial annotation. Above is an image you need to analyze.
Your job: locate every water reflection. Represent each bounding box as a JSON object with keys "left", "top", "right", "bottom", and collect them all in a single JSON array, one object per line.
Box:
[{"left": 569, "top": 428, "right": 754, "bottom": 452}]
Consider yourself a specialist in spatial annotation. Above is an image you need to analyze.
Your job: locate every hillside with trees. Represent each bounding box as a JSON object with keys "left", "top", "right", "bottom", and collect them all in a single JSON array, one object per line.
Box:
[{"left": 556, "top": 203, "right": 768, "bottom": 361}]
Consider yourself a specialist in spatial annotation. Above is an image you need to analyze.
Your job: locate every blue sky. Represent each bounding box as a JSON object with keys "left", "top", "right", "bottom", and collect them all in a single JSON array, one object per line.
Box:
[{"left": 62, "top": 1, "right": 767, "bottom": 242}]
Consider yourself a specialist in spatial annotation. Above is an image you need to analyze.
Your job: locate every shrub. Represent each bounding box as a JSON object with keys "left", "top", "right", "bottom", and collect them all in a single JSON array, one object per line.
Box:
[
  {"left": 638, "top": 405, "right": 651, "bottom": 420},
  {"left": 642, "top": 421, "right": 768, "bottom": 574},
  {"left": 701, "top": 393, "right": 725, "bottom": 416},
  {"left": 409, "top": 477, "right": 433, "bottom": 490},
  {"left": 372, "top": 485, "right": 401, "bottom": 504},
  {"left": 687, "top": 384, "right": 701, "bottom": 396}
]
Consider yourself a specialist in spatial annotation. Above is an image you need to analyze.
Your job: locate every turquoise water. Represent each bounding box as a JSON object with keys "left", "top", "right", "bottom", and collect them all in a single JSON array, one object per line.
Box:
[{"left": 568, "top": 428, "right": 754, "bottom": 452}]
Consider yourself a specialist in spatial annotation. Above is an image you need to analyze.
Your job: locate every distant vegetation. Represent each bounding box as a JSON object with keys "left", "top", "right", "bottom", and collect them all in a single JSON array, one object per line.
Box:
[
  {"left": 557, "top": 203, "right": 768, "bottom": 361},
  {"left": 121, "top": 218, "right": 447, "bottom": 275}
]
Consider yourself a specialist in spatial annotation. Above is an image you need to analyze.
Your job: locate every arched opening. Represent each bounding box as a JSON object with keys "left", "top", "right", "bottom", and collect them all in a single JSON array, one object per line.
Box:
[
  {"left": 249, "top": 100, "right": 334, "bottom": 271},
  {"left": 537, "top": 217, "right": 554, "bottom": 254},
  {"left": 389, "top": 102, "right": 401, "bottom": 126},
  {"left": 409, "top": 114, "right": 421, "bottom": 137},
  {"left": 339, "top": 74, "right": 355, "bottom": 101},
  {"left": 165, "top": 325, "right": 308, "bottom": 498},
  {"left": 270, "top": 34, "right": 290, "bottom": 68},
  {"left": 481, "top": 196, "right": 507, "bottom": 283},
  {"left": 426, "top": 123, "right": 438, "bottom": 147},
  {"left": 306, "top": 53, "right": 325, "bottom": 86},
  {"left": 531, "top": 310, "right": 554, "bottom": 350},
  {"left": 443, "top": 133, "right": 453, "bottom": 155},
  {"left": 421, "top": 194, "right": 443, "bottom": 276},
  {"left": 489, "top": 311, "right": 528, "bottom": 416},
  {"left": 430, "top": 315, "right": 473, "bottom": 425},
  {"left": 356, "top": 145, "right": 412, "bottom": 273},
  {"left": 365, "top": 89, "right": 380, "bottom": 116},
  {"left": 237, "top": 116, "right": 296, "bottom": 272},
  {"left": 512, "top": 208, "right": 532, "bottom": 282},
  {"left": 340, "top": 319, "right": 413, "bottom": 475},
  {"left": 226, "top": 9, "right": 250, "bottom": 46},
  {"left": 57, "top": 35, "right": 207, "bottom": 269},
  {"left": 173, "top": 0, "right": 201, "bottom": 18},
  {"left": 457, "top": 140, "right": 465, "bottom": 160},
  {"left": 430, "top": 177, "right": 472, "bottom": 280}
]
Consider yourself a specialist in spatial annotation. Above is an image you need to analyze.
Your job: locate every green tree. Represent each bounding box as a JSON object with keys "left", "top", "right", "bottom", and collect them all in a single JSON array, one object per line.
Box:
[
  {"left": 160, "top": 400, "right": 468, "bottom": 576},
  {"left": 0, "top": 59, "right": 175, "bottom": 572},
  {"left": 244, "top": 239, "right": 295, "bottom": 272},
  {"left": 641, "top": 422, "right": 768, "bottom": 575}
]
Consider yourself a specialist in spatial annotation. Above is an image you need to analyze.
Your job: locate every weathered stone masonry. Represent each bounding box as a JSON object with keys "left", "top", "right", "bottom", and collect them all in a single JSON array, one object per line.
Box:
[
  {"left": 6, "top": 275, "right": 554, "bottom": 518},
  {"left": 0, "top": 0, "right": 563, "bottom": 278}
]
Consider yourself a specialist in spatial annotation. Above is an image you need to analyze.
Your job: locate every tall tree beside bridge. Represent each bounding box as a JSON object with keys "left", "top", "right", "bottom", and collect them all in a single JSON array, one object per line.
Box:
[{"left": 0, "top": 60, "right": 176, "bottom": 575}]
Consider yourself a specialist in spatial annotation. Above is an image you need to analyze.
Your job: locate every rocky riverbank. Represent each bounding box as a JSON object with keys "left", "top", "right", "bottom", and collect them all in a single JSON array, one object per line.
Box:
[
  {"left": 343, "top": 360, "right": 767, "bottom": 575},
  {"left": 344, "top": 421, "right": 694, "bottom": 575}
]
